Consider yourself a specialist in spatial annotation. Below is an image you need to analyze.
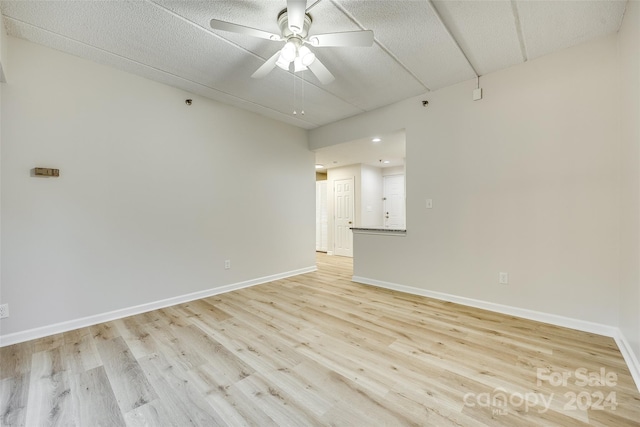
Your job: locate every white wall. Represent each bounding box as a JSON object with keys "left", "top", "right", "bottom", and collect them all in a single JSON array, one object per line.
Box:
[
  {"left": 618, "top": 0, "right": 640, "bottom": 367},
  {"left": 0, "top": 15, "right": 6, "bottom": 82},
  {"left": 0, "top": 16, "right": 6, "bottom": 310},
  {"left": 360, "top": 165, "right": 383, "bottom": 227},
  {"left": 382, "top": 166, "right": 405, "bottom": 177},
  {"left": 0, "top": 37, "right": 315, "bottom": 339},
  {"left": 310, "top": 34, "right": 621, "bottom": 326}
]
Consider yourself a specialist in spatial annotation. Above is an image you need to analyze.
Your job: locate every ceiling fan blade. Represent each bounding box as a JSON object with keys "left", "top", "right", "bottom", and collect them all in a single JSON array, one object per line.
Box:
[
  {"left": 308, "top": 58, "right": 335, "bottom": 85},
  {"left": 210, "top": 19, "right": 282, "bottom": 41},
  {"left": 308, "top": 30, "right": 374, "bottom": 47},
  {"left": 287, "top": 0, "right": 307, "bottom": 34},
  {"left": 251, "top": 51, "right": 282, "bottom": 79}
]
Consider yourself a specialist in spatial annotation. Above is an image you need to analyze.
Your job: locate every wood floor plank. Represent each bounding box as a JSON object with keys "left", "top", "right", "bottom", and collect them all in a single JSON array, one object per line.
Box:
[
  {"left": 24, "top": 349, "right": 74, "bottom": 426},
  {"left": 96, "top": 336, "right": 158, "bottom": 413},
  {"left": 1, "top": 253, "right": 639, "bottom": 426},
  {"left": 61, "top": 331, "right": 102, "bottom": 374},
  {"left": 0, "top": 374, "right": 30, "bottom": 427},
  {"left": 232, "top": 373, "right": 324, "bottom": 427},
  {"left": 69, "top": 366, "right": 126, "bottom": 426},
  {"left": 111, "top": 316, "right": 161, "bottom": 360},
  {"left": 123, "top": 399, "right": 176, "bottom": 427},
  {"left": 0, "top": 341, "right": 34, "bottom": 380},
  {"left": 186, "top": 362, "right": 279, "bottom": 427},
  {"left": 138, "top": 351, "right": 227, "bottom": 427}
]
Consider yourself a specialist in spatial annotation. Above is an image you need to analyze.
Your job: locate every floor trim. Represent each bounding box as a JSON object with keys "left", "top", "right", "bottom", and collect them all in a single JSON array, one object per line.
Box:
[
  {"left": 352, "top": 275, "right": 640, "bottom": 392},
  {"left": 614, "top": 331, "right": 640, "bottom": 392},
  {"left": 0, "top": 266, "right": 317, "bottom": 347}
]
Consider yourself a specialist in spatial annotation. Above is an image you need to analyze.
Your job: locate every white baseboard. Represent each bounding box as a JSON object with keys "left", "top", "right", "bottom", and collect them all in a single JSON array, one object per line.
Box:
[
  {"left": 613, "top": 331, "right": 640, "bottom": 392},
  {"left": 352, "top": 276, "right": 616, "bottom": 335},
  {"left": 352, "top": 275, "right": 640, "bottom": 393},
  {"left": 0, "top": 266, "right": 317, "bottom": 347}
]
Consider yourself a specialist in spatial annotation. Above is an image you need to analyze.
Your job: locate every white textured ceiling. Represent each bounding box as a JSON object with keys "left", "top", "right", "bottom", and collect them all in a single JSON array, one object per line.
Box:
[{"left": 0, "top": 0, "right": 628, "bottom": 129}]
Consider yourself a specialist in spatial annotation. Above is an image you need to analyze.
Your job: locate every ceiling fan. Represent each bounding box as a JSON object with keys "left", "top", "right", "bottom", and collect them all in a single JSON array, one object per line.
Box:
[{"left": 210, "top": 0, "right": 374, "bottom": 84}]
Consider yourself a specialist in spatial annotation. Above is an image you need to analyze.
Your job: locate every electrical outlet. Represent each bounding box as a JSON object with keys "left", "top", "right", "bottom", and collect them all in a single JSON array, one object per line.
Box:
[
  {"left": 499, "top": 272, "right": 508, "bottom": 285},
  {"left": 0, "top": 304, "right": 9, "bottom": 319},
  {"left": 224, "top": 260, "right": 231, "bottom": 270}
]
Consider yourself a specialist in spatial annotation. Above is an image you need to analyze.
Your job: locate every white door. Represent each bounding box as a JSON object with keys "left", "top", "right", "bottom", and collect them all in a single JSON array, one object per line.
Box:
[
  {"left": 383, "top": 175, "right": 405, "bottom": 229},
  {"left": 316, "top": 181, "right": 328, "bottom": 252},
  {"left": 334, "top": 178, "right": 354, "bottom": 257}
]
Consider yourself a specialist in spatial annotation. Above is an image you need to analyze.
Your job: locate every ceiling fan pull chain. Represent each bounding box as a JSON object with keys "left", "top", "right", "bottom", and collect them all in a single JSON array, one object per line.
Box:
[
  {"left": 293, "top": 69, "right": 297, "bottom": 115},
  {"left": 301, "top": 71, "right": 305, "bottom": 115}
]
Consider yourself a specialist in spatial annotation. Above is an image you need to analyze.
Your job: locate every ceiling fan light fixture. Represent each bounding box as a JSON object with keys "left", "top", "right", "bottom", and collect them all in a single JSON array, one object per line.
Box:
[
  {"left": 210, "top": 3, "right": 373, "bottom": 85},
  {"left": 281, "top": 41, "right": 297, "bottom": 62},
  {"left": 294, "top": 57, "right": 308, "bottom": 72},
  {"left": 276, "top": 53, "right": 292, "bottom": 71},
  {"left": 299, "top": 46, "right": 316, "bottom": 66}
]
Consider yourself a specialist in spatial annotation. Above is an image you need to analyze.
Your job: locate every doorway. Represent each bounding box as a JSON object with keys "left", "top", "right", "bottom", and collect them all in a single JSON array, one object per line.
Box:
[
  {"left": 333, "top": 177, "right": 354, "bottom": 257},
  {"left": 383, "top": 174, "right": 405, "bottom": 229},
  {"left": 315, "top": 180, "right": 328, "bottom": 252}
]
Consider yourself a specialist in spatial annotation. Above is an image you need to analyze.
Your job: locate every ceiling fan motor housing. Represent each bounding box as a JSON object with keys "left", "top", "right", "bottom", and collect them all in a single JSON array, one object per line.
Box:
[{"left": 277, "top": 9, "right": 312, "bottom": 39}]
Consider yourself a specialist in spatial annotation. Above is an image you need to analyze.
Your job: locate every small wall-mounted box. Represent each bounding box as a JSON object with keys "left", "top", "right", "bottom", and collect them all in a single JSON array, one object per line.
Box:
[{"left": 32, "top": 167, "right": 60, "bottom": 177}]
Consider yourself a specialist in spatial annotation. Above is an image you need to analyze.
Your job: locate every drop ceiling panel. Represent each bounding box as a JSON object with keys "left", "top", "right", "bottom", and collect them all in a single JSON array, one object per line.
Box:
[
  {"left": 160, "top": 0, "right": 427, "bottom": 111},
  {"left": 155, "top": 0, "right": 286, "bottom": 61},
  {"left": 0, "top": 0, "right": 628, "bottom": 129},
  {"left": 3, "top": 17, "right": 363, "bottom": 129},
  {"left": 338, "top": 0, "right": 476, "bottom": 90},
  {"left": 300, "top": 0, "right": 428, "bottom": 109},
  {"left": 2, "top": 1, "right": 254, "bottom": 85},
  {"left": 516, "top": 0, "right": 626, "bottom": 60},
  {"left": 432, "top": 0, "right": 524, "bottom": 76}
]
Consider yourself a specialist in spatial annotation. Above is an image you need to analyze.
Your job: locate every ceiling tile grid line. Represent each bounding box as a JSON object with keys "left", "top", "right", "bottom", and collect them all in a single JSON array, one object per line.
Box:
[
  {"left": 426, "top": 0, "right": 478, "bottom": 78},
  {"left": 510, "top": 0, "right": 529, "bottom": 62},
  {"left": 332, "top": 0, "right": 431, "bottom": 91},
  {"left": 148, "top": 0, "right": 367, "bottom": 116},
  {"left": 2, "top": 14, "right": 321, "bottom": 129},
  {"left": 306, "top": 0, "right": 325, "bottom": 13}
]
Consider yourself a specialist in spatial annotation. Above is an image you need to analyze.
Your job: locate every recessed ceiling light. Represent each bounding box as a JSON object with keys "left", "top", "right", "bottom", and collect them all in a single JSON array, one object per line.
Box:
[
  {"left": 372, "top": 137, "right": 381, "bottom": 143},
  {"left": 315, "top": 164, "right": 324, "bottom": 169},
  {"left": 383, "top": 160, "right": 390, "bottom": 164}
]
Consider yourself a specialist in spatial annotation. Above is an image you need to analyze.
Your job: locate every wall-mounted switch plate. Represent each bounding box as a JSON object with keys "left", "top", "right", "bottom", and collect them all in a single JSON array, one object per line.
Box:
[
  {"left": 499, "top": 272, "right": 508, "bottom": 285},
  {"left": 426, "top": 199, "right": 433, "bottom": 209},
  {"left": 0, "top": 304, "right": 9, "bottom": 319}
]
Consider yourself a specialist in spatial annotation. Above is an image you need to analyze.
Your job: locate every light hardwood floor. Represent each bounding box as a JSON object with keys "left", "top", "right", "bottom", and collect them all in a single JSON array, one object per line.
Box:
[{"left": 1, "top": 253, "right": 639, "bottom": 426}]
